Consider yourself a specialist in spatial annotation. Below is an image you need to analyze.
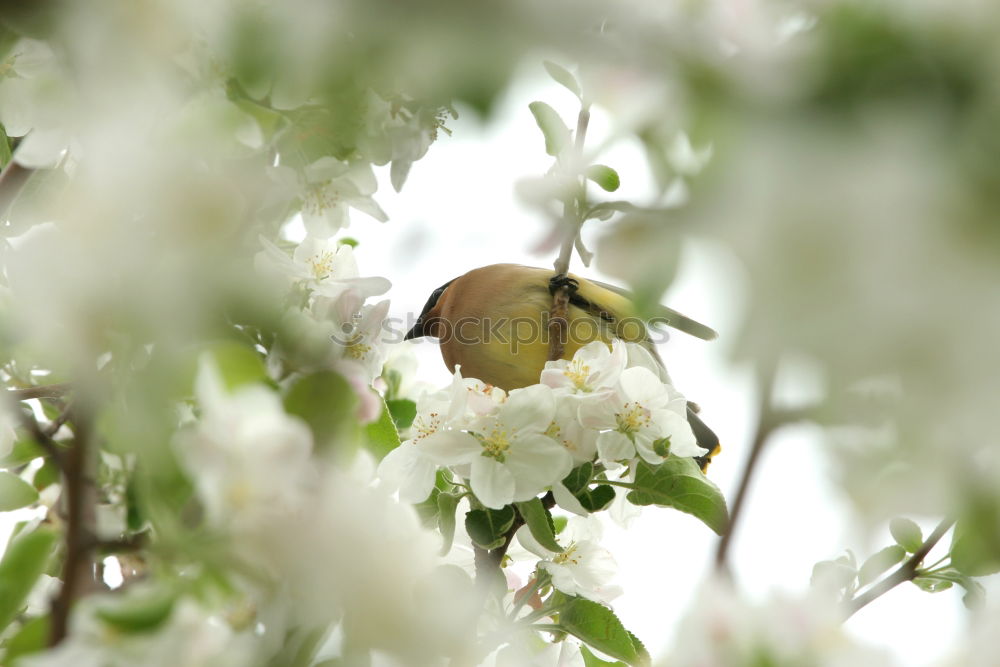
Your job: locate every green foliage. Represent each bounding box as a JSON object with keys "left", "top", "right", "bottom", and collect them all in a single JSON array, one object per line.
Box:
[
  {"left": 436, "top": 492, "right": 460, "bottom": 555},
  {"left": 543, "top": 61, "right": 581, "bottom": 100},
  {"left": 2, "top": 615, "right": 49, "bottom": 663},
  {"left": 558, "top": 598, "right": 650, "bottom": 666},
  {"left": 516, "top": 498, "right": 562, "bottom": 553},
  {"left": 562, "top": 463, "right": 615, "bottom": 513},
  {"left": 626, "top": 458, "right": 729, "bottom": 535},
  {"left": 95, "top": 585, "right": 178, "bottom": 634},
  {"left": 0, "top": 439, "right": 45, "bottom": 468},
  {"left": 0, "top": 123, "right": 11, "bottom": 168},
  {"left": 889, "top": 518, "right": 923, "bottom": 553},
  {"left": 465, "top": 506, "right": 515, "bottom": 550},
  {"left": 0, "top": 471, "right": 39, "bottom": 512},
  {"left": 580, "top": 645, "right": 627, "bottom": 667},
  {"left": 207, "top": 341, "right": 269, "bottom": 391},
  {"left": 385, "top": 398, "right": 416, "bottom": 431},
  {"left": 283, "top": 371, "right": 358, "bottom": 450},
  {"left": 951, "top": 511, "right": 1000, "bottom": 576},
  {"left": 364, "top": 398, "right": 401, "bottom": 460},
  {"left": 0, "top": 528, "right": 57, "bottom": 633},
  {"left": 857, "top": 545, "right": 905, "bottom": 587},
  {"left": 528, "top": 101, "right": 571, "bottom": 157},
  {"left": 585, "top": 165, "right": 620, "bottom": 193}
]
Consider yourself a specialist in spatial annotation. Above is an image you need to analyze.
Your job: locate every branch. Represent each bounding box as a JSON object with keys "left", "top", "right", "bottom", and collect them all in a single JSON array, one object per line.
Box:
[
  {"left": 49, "top": 407, "right": 98, "bottom": 646},
  {"left": 842, "top": 518, "right": 956, "bottom": 620},
  {"left": 8, "top": 383, "right": 73, "bottom": 400},
  {"left": 714, "top": 364, "right": 779, "bottom": 573},
  {"left": 474, "top": 493, "right": 556, "bottom": 583}
]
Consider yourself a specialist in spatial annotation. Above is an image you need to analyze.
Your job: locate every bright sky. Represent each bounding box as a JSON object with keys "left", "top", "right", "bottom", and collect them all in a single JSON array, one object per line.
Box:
[{"left": 340, "top": 67, "right": 968, "bottom": 664}]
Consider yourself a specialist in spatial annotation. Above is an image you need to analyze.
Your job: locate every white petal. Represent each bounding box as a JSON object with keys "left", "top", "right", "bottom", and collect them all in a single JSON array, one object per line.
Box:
[
  {"left": 552, "top": 482, "right": 589, "bottom": 517},
  {"left": 652, "top": 409, "right": 705, "bottom": 458},
  {"left": 419, "top": 429, "right": 480, "bottom": 465},
  {"left": 596, "top": 431, "right": 635, "bottom": 463},
  {"left": 377, "top": 442, "right": 437, "bottom": 503},
  {"left": 618, "top": 366, "right": 669, "bottom": 406},
  {"left": 632, "top": 432, "right": 666, "bottom": 465},
  {"left": 470, "top": 457, "right": 516, "bottom": 509},
  {"left": 506, "top": 435, "right": 573, "bottom": 501},
  {"left": 502, "top": 385, "right": 555, "bottom": 433}
]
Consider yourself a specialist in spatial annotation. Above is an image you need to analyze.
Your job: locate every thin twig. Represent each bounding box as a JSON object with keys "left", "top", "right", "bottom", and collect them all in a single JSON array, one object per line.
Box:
[
  {"left": 8, "top": 383, "right": 73, "bottom": 400},
  {"left": 714, "top": 364, "right": 779, "bottom": 573},
  {"left": 842, "top": 518, "right": 956, "bottom": 620},
  {"left": 15, "top": 409, "right": 65, "bottom": 469}
]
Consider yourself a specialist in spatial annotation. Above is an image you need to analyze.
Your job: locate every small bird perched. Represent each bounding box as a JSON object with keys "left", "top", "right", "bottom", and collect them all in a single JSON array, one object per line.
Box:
[{"left": 404, "top": 263, "right": 721, "bottom": 469}]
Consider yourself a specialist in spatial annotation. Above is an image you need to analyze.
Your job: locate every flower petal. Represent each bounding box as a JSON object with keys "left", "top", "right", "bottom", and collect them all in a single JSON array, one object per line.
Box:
[{"left": 470, "top": 457, "right": 516, "bottom": 509}]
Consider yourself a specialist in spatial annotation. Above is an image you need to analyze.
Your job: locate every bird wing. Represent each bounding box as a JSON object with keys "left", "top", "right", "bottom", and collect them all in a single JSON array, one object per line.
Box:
[{"left": 583, "top": 277, "right": 718, "bottom": 341}]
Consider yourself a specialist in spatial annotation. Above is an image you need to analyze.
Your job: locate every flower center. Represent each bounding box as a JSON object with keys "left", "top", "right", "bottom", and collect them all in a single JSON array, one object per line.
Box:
[
  {"left": 565, "top": 359, "right": 592, "bottom": 392},
  {"left": 307, "top": 251, "right": 335, "bottom": 280},
  {"left": 476, "top": 425, "right": 511, "bottom": 462},
  {"left": 302, "top": 181, "right": 339, "bottom": 216},
  {"left": 344, "top": 336, "right": 371, "bottom": 360},
  {"left": 615, "top": 402, "right": 650, "bottom": 434},
  {"left": 414, "top": 412, "right": 441, "bottom": 440},
  {"left": 552, "top": 542, "right": 580, "bottom": 566}
]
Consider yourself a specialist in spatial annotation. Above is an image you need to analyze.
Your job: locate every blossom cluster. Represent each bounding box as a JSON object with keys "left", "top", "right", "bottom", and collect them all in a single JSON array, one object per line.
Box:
[{"left": 380, "top": 339, "right": 706, "bottom": 511}]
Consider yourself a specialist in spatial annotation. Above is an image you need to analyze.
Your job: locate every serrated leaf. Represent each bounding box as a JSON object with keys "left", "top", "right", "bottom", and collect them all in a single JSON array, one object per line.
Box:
[
  {"left": 0, "top": 471, "right": 39, "bottom": 512},
  {"left": 528, "top": 101, "right": 571, "bottom": 157},
  {"left": 283, "top": 371, "right": 358, "bottom": 450},
  {"left": 516, "top": 498, "right": 562, "bottom": 553},
  {"left": 626, "top": 458, "right": 729, "bottom": 535},
  {"left": 543, "top": 61, "right": 582, "bottom": 100},
  {"left": 562, "top": 463, "right": 594, "bottom": 494},
  {"left": 386, "top": 398, "right": 416, "bottom": 431},
  {"left": 0, "top": 528, "right": 57, "bottom": 633},
  {"left": 858, "top": 545, "right": 906, "bottom": 586},
  {"left": 96, "top": 586, "right": 177, "bottom": 634},
  {"left": 465, "top": 506, "right": 515, "bottom": 550},
  {"left": 437, "top": 492, "right": 460, "bottom": 555},
  {"left": 889, "top": 517, "right": 923, "bottom": 553},
  {"left": 364, "top": 398, "right": 401, "bottom": 460},
  {"left": 559, "top": 598, "right": 649, "bottom": 666},
  {"left": 585, "top": 165, "right": 620, "bottom": 192}
]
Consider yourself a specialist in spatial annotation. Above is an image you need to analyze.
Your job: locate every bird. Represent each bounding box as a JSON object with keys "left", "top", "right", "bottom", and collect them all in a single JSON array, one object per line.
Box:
[{"left": 404, "top": 263, "right": 721, "bottom": 470}]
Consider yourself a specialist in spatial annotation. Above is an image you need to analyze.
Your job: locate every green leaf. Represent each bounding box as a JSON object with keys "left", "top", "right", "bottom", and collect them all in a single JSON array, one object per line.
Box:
[
  {"left": 952, "top": 513, "right": 1000, "bottom": 576},
  {"left": 0, "top": 438, "right": 46, "bottom": 468},
  {"left": 516, "top": 498, "right": 562, "bottom": 553},
  {"left": 284, "top": 371, "right": 358, "bottom": 450},
  {"left": 414, "top": 486, "right": 441, "bottom": 527},
  {"left": 465, "top": 506, "right": 515, "bottom": 550},
  {"left": 580, "top": 645, "right": 627, "bottom": 666},
  {"left": 889, "top": 518, "right": 923, "bottom": 553},
  {"left": 578, "top": 485, "right": 615, "bottom": 513},
  {"left": 858, "top": 545, "right": 906, "bottom": 586},
  {"left": 552, "top": 516, "right": 568, "bottom": 535},
  {"left": 208, "top": 341, "right": 268, "bottom": 391},
  {"left": 626, "top": 458, "right": 729, "bottom": 535},
  {"left": 585, "top": 165, "right": 620, "bottom": 192},
  {"left": 95, "top": 585, "right": 177, "bottom": 634},
  {"left": 32, "top": 457, "right": 58, "bottom": 491},
  {"left": 2, "top": 615, "right": 50, "bottom": 663},
  {"left": 364, "top": 398, "right": 401, "bottom": 460},
  {"left": 437, "top": 492, "right": 460, "bottom": 555},
  {"left": 562, "top": 463, "right": 595, "bottom": 494},
  {"left": 559, "top": 598, "right": 649, "bottom": 666},
  {"left": 0, "top": 528, "right": 57, "bottom": 633},
  {"left": 543, "top": 61, "right": 582, "bottom": 100},
  {"left": 912, "top": 576, "right": 953, "bottom": 593},
  {"left": 528, "top": 101, "right": 571, "bottom": 157},
  {"left": 386, "top": 398, "right": 417, "bottom": 431},
  {"left": 0, "top": 471, "right": 39, "bottom": 512},
  {"left": 0, "top": 123, "right": 12, "bottom": 168}
]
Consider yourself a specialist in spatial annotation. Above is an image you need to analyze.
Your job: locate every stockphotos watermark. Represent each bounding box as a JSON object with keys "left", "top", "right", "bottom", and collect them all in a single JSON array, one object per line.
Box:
[{"left": 331, "top": 312, "right": 670, "bottom": 352}]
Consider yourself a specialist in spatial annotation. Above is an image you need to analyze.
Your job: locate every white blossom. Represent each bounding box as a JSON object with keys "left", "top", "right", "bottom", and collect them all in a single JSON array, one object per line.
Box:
[
  {"left": 254, "top": 236, "right": 390, "bottom": 300},
  {"left": 541, "top": 340, "right": 626, "bottom": 395},
  {"left": 420, "top": 384, "right": 573, "bottom": 509}
]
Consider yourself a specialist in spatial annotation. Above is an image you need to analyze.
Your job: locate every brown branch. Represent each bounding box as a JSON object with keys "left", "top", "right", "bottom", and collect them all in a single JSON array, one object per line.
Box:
[
  {"left": 15, "top": 409, "right": 65, "bottom": 469},
  {"left": 49, "top": 408, "right": 97, "bottom": 646},
  {"left": 714, "top": 364, "right": 779, "bottom": 574},
  {"left": 8, "top": 383, "right": 73, "bottom": 400},
  {"left": 842, "top": 518, "right": 956, "bottom": 620}
]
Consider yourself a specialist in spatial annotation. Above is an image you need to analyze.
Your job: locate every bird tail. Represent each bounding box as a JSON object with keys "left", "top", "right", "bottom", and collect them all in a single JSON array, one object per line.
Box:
[{"left": 687, "top": 405, "right": 722, "bottom": 472}]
